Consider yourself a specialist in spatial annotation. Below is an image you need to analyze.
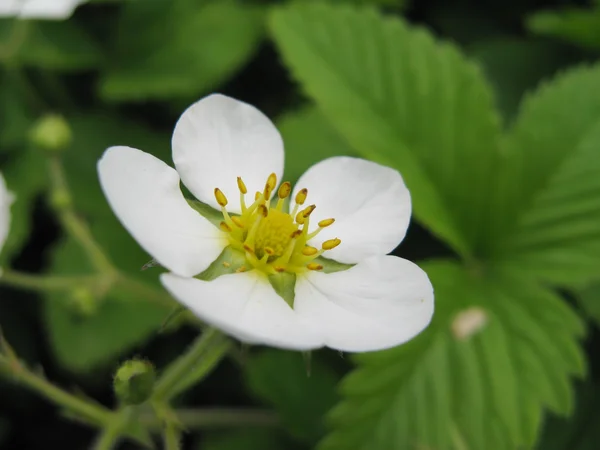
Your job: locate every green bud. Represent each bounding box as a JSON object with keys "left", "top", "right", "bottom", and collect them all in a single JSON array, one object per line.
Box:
[
  {"left": 69, "top": 287, "right": 97, "bottom": 317},
  {"left": 113, "top": 359, "right": 156, "bottom": 405},
  {"left": 29, "top": 114, "right": 72, "bottom": 153}
]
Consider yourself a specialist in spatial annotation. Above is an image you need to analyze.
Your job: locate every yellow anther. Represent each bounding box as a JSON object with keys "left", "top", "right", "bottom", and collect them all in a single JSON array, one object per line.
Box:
[
  {"left": 302, "top": 246, "right": 318, "bottom": 256},
  {"left": 302, "top": 204, "right": 316, "bottom": 218},
  {"left": 236, "top": 266, "right": 247, "bottom": 273},
  {"left": 318, "top": 218, "right": 335, "bottom": 228},
  {"left": 295, "top": 211, "right": 306, "bottom": 225},
  {"left": 222, "top": 262, "right": 231, "bottom": 268},
  {"left": 295, "top": 188, "right": 308, "bottom": 205},
  {"left": 264, "top": 173, "right": 277, "bottom": 199},
  {"left": 322, "top": 238, "right": 341, "bottom": 250},
  {"left": 307, "top": 263, "right": 323, "bottom": 271},
  {"left": 278, "top": 182, "right": 291, "bottom": 199},
  {"left": 243, "top": 244, "right": 254, "bottom": 254},
  {"left": 258, "top": 204, "right": 269, "bottom": 217},
  {"left": 231, "top": 216, "right": 244, "bottom": 228},
  {"left": 291, "top": 229, "right": 303, "bottom": 239},
  {"left": 237, "top": 177, "right": 247, "bottom": 194},
  {"left": 274, "top": 266, "right": 286, "bottom": 273},
  {"left": 219, "top": 221, "right": 232, "bottom": 232},
  {"left": 264, "top": 247, "right": 275, "bottom": 256},
  {"left": 214, "top": 188, "right": 228, "bottom": 207}
]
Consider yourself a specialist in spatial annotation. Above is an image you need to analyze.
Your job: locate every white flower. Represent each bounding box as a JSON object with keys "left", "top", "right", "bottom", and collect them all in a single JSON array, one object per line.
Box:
[
  {"left": 0, "top": 172, "right": 12, "bottom": 256},
  {"left": 98, "top": 94, "right": 434, "bottom": 352},
  {"left": 0, "top": 0, "right": 87, "bottom": 19}
]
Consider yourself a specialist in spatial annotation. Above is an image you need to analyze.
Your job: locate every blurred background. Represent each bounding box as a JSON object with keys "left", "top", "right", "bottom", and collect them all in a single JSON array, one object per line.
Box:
[{"left": 1, "top": 0, "right": 600, "bottom": 449}]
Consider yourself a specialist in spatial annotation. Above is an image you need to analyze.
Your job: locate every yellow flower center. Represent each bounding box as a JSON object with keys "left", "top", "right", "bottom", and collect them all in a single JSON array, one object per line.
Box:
[{"left": 214, "top": 173, "right": 340, "bottom": 275}]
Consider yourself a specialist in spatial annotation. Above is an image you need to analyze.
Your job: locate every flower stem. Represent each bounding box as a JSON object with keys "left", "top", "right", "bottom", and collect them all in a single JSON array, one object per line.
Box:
[
  {"left": 164, "top": 420, "right": 181, "bottom": 450},
  {"left": 141, "top": 408, "right": 280, "bottom": 429},
  {"left": 152, "top": 328, "right": 230, "bottom": 401},
  {"left": 48, "top": 156, "right": 116, "bottom": 275},
  {"left": 92, "top": 409, "right": 132, "bottom": 450},
  {"left": 0, "top": 269, "right": 100, "bottom": 291}
]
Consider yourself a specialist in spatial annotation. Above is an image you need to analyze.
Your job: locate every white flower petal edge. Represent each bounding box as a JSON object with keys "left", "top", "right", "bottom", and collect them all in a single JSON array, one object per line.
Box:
[
  {"left": 292, "top": 157, "right": 411, "bottom": 264},
  {"left": 98, "top": 146, "right": 225, "bottom": 278},
  {"left": 0, "top": 173, "right": 12, "bottom": 255},
  {"left": 294, "top": 255, "right": 434, "bottom": 352},
  {"left": 172, "top": 94, "right": 284, "bottom": 214},
  {"left": 0, "top": 0, "right": 86, "bottom": 19},
  {"left": 160, "top": 271, "right": 325, "bottom": 351}
]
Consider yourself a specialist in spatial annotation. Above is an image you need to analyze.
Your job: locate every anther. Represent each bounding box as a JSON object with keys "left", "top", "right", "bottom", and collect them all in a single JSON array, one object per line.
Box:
[
  {"left": 243, "top": 244, "right": 255, "bottom": 254},
  {"left": 307, "top": 263, "right": 323, "bottom": 271},
  {"left": 290, "top": 229, "right": 303, "bottom": 239},
  {"left": 258, "top": 204, "right": 268, "bottom": 217},
  {"left": 295, "top": 188, "right": 308, "bottom": 205},
  {"left": 237, "top": 177, "right": 247, "bottom": 194},
  {"left": 236, "top": 266, "right": 247, "bottom": 273},
  {"left": 274, "top": 266, "right": 286, "bottom": 273},
  {"left": 278, "top": 182, "right": 291, "bottom": 199},
  {"left": 318, "top": 218, "right": 335, "bottom": 228},
  {"left": 263, "top": 173, "right": 277, "bottom": 199},
  {"left": 219, "top": 221, "right": 232, "bottom": 232},
  {"left": 302, "top": 246, "right": 319, "bottom": 256},
  {"left": 255, "top": 191, "right": 261, "bottom": 201},
  {"left": 214, "top": 188, "right": 228, "bottom": 207},
  {"left": 222, "top": 262, "right": 231, "bottom": 268},
  {"left": 231, "top": 216, "right": 244, "bottom": 228},
  {"left": 322, "top": 238, "right": 341, "bottom": 250},
  {"left": 302, "top": 204, "right": 316, "bottom": 218},
  {"left": 264, "top": 247, "right": 275, "bottom": 256},
  {"left": 295, "top": 211, "right": 306, "bottom": 225}
]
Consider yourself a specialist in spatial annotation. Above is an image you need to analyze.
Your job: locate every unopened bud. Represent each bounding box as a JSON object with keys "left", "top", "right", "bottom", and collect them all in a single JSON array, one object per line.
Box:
[
  {"left": 30, "top": 114, "right": 72, "bottom": 153},
  {"left": 113, "top": 359, "right": 156, "bottom": 405},
  {"left": 70, "top": 287, "right": 97, "bottom": 317}
]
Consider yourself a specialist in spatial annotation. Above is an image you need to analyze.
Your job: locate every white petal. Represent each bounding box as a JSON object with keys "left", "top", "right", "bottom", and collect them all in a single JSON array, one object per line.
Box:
[
  {"left": 0, "top": 0, "right": 86, "bottom": 19},
  {"left": 98, "top": 146, "right": 225, "bottom": 277},
  {"left": 294, "top": 256, "right": 434, "bottom": 352},
  {"left": 293, "top": 157, "right": 411, "bottom": 263},
  {"left": 0, "top": 173, "right": 13, "bottom": 255},
  {"left": 172, "top": 94, "right": 284, "bottom": 213},
  {"left": 161, "top": 271, "right": 325, "bottom": 350}
]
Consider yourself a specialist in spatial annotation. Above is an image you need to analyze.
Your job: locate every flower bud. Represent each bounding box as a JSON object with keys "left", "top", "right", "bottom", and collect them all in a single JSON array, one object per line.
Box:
[
  {"left": 29, "top": 114, "right": 72, "bottom": 153},
  {"left": 113, "top": 359, "right": 156, "bottom": 405},
  {"left": 69, "top": 287, "right": 97, "bottom": 317}
]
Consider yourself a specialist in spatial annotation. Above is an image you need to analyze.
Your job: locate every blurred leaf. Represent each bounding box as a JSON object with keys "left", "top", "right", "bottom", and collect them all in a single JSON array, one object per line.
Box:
[
  {"left": 200, "top": 428, "right": 288, "bottom": 450},
  {"left": 527, "top": 7, "right": 600, "bottom": 51},
  {"left": 45, "top": 235, "right": 169, "bottom": 373},
  {"left": 44, "top": 114, "right": 174, "bottom": 372},
  {"left": 0, "top": 72, "right": 36, "bottom": 149},
  {"left": 577, "top": 282, "right": 600, "bottom": 326},
  {"left": 536, "top": 383, "right": 600, "bottom": 450},
  {"left": 277, "top": 107, "right": 356, "bottom": 183},
  {"left": 270, "top": 3, "right": 503, "bottom": 260},
  {"left": 490, "top": 65, "right": 600, "bottom": 285},
  {"left": 319, "top": 261, "right": 585, "bottom": 450},
  {"left": 469, "top": 37, "right": 576, "bottom": 120},
  {"left": 0, "top": 19, "right": 102, "bottom": 70},
  {"left": 0, "top": 147, "right": 46, "bottom": 264},
  {"left": 245, "top": 349, "right": 339, "bottom": 443},
  {"left": 100, "top": 0, "right": 264, "bottom": 101}
]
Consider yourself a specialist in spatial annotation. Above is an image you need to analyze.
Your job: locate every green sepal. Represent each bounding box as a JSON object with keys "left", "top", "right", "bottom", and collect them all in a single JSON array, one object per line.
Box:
[
  {"left": 315, "top": 256, "right": 354, "bottom": 273},
  {"left": 196, "top": 246, "right": 247, "bottom": 281},
  {"left": 186, "top": 199, "right": 224, "bottom": 227},
  {"left": 268, "top": 271, "right": 297, "bottom": 308}
]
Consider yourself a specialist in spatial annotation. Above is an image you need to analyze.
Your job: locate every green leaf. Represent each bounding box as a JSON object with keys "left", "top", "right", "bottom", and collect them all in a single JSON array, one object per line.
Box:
[
  {"left": 199, "top": 429, "right": 289, "bottom": 450},
  {"left": 527, "top": 8, "right": 600, "bottom": 51},
  {"left": 0, "top": 19, "right": 103, "bottom": 70},
  {"left": 536, "top": 383, "right": 600, "bottom": 450},
  {"left": 490, "top": 65, "right": 600, "bottom": 285},
  {"left": 269, "top": 3, "right": 503, "bottom": 259},
  {"left": 319, "top": 261, "right": 585, "bottom": 450},
  {"left": 99, "top": 0, "right": 264, "bottom": 101},
  {"left": 0, "top": 72, "right": 36, "bottom": 150},
  {"left": 277, "top": 107, "right": 356, "bottom": 183},
  {"left": 576, "top": 282, "right": 600, "bottom": 326},
  {"left": 245, "top": 349, "right": 339, "bottom": 443}
]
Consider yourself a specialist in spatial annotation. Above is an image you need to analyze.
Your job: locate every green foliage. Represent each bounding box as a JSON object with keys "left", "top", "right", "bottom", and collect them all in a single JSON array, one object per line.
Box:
[
  {"left": 319, "top": 261, "right": 584, "bottom": 450},
  {"left": 577, "top": 282, "right": 600, "bottom": 326},
  {"left": 490, "top": 66, "right": 600, "bottom": 285},
  {"left": 527, "top": 7, "right": 600, "bottom": 51},
  {"left": 245, "top": 349, "right": 339, "bottom": 443},
  {"left": 270, "top": 3, "right": 503, "bottom": 259},
  {"left": 200, "top": 429, "right": 288, "bottom": 450},
  {"left": 99, "top": 0, "right": 264, "bottom": 101},
  {"left": 277, "top": 107, "right": 355, "bottom": 183}
]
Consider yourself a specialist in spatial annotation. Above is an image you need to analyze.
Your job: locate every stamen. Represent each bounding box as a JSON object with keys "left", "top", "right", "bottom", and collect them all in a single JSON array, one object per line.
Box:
[
  {"left": 243, "top": 244, "right": 254, "bottom": 254},
  {"left": 219, "top": 222, "right": 232, "bottom": 232},
  {"left": 276, "top": 181, "right": 291, "bottom": 210},
  {"left": 318, "top": 218, "right": 335, "bottom": 228},
  {"left": 231, "top": 216, "right": 244, "bottom": 228},
  {"left": 295, "top": 211, "right": 306, "bottom": 225},
  {"left": 302, "top": 205, "right": 316, "bottom": 218},
  {"left": 302, "top": 246, "right": 318, "bottom": 256},
  {"left": 236, "top": 266, "right": 247, "bottom": 273},
  {"left": 255, "top": 191, "right": 261, "bottom": 201},
  {"left": 263, "top": 173, "right": 277, "bottom": 199},
  {"left": 307, "top": 263, "right": 323, "bottom": 271},
  {"left": 322, "top": 238, "right": 341, "bottom": 250},
  {"left": 264, "top": 247, "right": 275, "bottom": 256},
  {"left": 222, "top": 262, "right": 231, "bottom": 268},
  {"left": 295, "top": 188, "right": 308, "bottom": 205},
  {"left": 214, "top": 188, "right": 228, "bottom": 207},
  {"left": 258, "top": 204, "right": 268, "bottom": 217},
  {"left": 237, "top": 177, "right": 247, "bottom": 194}
]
